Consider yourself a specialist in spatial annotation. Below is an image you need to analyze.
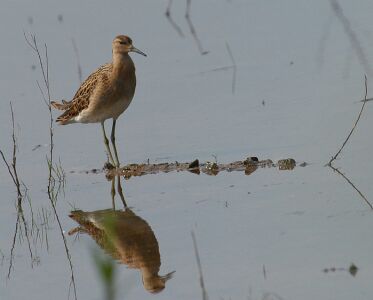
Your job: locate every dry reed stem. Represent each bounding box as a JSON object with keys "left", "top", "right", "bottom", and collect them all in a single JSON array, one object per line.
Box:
[
  {"left": 191, "top": 231, "right": 209, "bottom": 300},
  {"left": 327, "top": 76, "right": 372, "bottom": 209},
  {"left": 0, "top": 103, "right": 22, "bottom": 198},
  {"left": 328, "top": 75, "right": 368, "bottom": 165},
  {"left": 72, "top": 38, "right": 83, "bottom": 83},
  {"left": 0, "top": 103, "right": 36, "bottom": 278},
  {"left": 25, "top": 32, "right": 77, "bottom": 300},
  {"left": 329, "top": 164, "right": 372, "bottom": 209},
  {"left": 225, "top": 42, "right": 237, "bottom": 94}
]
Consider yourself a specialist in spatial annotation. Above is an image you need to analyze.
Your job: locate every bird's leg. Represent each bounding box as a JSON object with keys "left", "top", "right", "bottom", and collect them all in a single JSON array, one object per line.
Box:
[
  {"left": 110, "top": 119, "right": 121, "bottom": 167},
  {"left": 101, "top": 122, "right": 115, "bottom": 166},
  {"left": 111, "top": 177, "right": 116, "bottom": 210},
  {"left": 117, "top": 175, "right": 127, "bottom": 208}
]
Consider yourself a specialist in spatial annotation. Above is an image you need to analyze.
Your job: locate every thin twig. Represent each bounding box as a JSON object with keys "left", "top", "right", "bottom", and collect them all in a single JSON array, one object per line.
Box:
[
  {"left": 1, "top": 103, "right": 37, "bottom": 278},
  {"left": 327, "top": 76, "right": 372, "bottom": 209},
  {"left": 71, "top": 38, "right": 83, "bottom": 83},
  {"left": 0, "top": 150, "right": 17, "bottom": 187},
  {"left": 165, "top": 0, "right": 185, "bottom": 37},
  {"left": 329, "top": 164, "right": 373, "bottom": 209},
  {"left": 18, "top": 204, "right": 34, "bottom": 267},
  {"left": 0, "top": 103, "right": 22, "bottom": 197},
  {"left": 7, "top": 213, "right": 20, "bottom": 278},
  {"left": 359, "top": 97, "right": 373, "bottom": 103},
  {"left": 191, "top": 231, "right": 208, "bottom": 300},
  {"left": 10, "top": 103, "right": 22, "bottom": 198},
  {"left": 329, "top": 0, "right": 372, "bottom": 75},
  {"left": 225, "top": 42, "right": 237, "bottom": 94},
  {"left": 328, "top": 75, "right": 368, "bottom": 165},
  {"left": 25, "top": 32, "right": 77, "bottom": 300},
  {"left": 185, "top": 0, "right": 208, "bottom": 55}
]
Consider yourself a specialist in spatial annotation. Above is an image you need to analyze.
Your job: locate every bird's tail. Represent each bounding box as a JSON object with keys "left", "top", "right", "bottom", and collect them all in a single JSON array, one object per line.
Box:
[{"left": 51, "top": 100, "right": 71, "bottom": 110}]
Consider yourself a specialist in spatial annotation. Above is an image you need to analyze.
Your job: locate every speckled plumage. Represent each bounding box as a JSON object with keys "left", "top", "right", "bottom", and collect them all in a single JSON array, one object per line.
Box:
[
  {"left": 51, "top": 35, "right": 146, "bottom": 166},
  {"left": 52, "top": 64, "right": 113, "bottom": 122}
]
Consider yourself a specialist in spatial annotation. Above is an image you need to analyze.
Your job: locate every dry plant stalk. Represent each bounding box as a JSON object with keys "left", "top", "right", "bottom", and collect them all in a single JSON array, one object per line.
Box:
[
  {"left": 328, "top": 164, "right": 372, "bottom": 209},
  {"left": 225, "top": 42, "right": 237, "bottom": 94},
  {"left": 327, "top": 76, "right": 372, "bottom": 209},
  {"left": 71, "top": 38, "right": 83, "bottom": 83},
  {"left": 328, "top": 75, "right": 368, "bottom": 165},
  {"left": 191, "top": 231, "right": 209, "bottom": 300},
  {"left": 0, "top": 103, "right": 22, "bottom": 199},
  {"left": 0, "top": 103, "right": 36, "bottom": 278},
  {"left": 25, "top": 32, "right": 77, "bottom": 299}
]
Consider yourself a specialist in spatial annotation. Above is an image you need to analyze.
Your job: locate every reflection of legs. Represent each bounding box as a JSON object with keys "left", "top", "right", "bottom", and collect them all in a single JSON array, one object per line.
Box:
[
  {"left": 101, "top": 122, "right": 115, "bottom": 165},
  {"left": 117, "top": 175, "right": 127, "bottom": 208},
  {"left": 111, "top": 119, "right": 120, "bottom": 167},
  {"left": 111, "top": 177, "right": 116, "bottom": 210}
]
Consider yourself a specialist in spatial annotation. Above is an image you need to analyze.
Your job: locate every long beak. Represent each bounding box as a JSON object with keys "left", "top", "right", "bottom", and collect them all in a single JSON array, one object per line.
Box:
[{"left": 131, "top": 46, "right": 147, "bottom": 57}]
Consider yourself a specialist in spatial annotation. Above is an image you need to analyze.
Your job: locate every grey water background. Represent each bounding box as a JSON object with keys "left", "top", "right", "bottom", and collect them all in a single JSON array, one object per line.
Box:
[{"left": 1, "top": 0, "right": 373, "bottom": 299}]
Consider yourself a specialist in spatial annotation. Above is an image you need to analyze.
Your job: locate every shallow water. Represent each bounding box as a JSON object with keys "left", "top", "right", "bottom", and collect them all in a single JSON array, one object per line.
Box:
[{"left": 2, "top": 0, "right": 373, "bottom": 299}]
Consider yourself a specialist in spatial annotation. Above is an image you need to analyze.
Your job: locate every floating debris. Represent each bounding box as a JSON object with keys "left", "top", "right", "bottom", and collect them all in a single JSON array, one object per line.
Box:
[
  {"left": 32, "top": 144, "right": 41, "bottom": 151},
  {"left": 204, "top": 161, "right": 219, "bottom": 175},
  {"left": 278, "top": 158, "right": 296, "bottom": 170},
  {"left": 98, "top": 156, "right": 302, "bottom": 179},
  {"left": 189, "top": 159, "right": 199, "bottom": 169},
  {"left": 104, "top": 162, "right": 115, "bottom": 170},
  {"left": 323, "top": 263, "right": 358, "bottom": 277},
  {"left": 188, "top": 159, "right": 200, "bottom": 174},
  {"left": 349, "top": 263, "right": 358, "bottom": 277}
]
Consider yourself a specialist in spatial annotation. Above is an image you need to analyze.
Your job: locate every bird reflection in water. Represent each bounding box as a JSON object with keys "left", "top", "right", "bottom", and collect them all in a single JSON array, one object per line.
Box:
[{"left": 68, "top": 175, "right": 175, "bottom": 293}]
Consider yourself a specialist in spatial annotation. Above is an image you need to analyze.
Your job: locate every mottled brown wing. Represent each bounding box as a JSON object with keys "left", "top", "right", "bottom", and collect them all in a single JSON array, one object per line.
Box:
[{"left": 54, "top": 64, "right": 112, "bottom": 124}]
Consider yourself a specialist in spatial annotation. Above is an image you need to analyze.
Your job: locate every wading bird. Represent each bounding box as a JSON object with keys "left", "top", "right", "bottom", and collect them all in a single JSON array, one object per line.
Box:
[{"left": 51, "top": 35, "right": 146, "bottom": 167}]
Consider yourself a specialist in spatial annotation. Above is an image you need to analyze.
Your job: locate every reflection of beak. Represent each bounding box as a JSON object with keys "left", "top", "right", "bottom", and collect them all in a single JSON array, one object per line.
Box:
[
  {"left": 131, "top": 46, "right": 147, "bottom": 57},
  {"left": 161, "top": 271, "right": 176, "bottom": 282}
]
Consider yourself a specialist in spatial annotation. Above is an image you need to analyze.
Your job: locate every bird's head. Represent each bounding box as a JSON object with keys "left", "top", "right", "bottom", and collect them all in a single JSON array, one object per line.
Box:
[
  {"left": 112, "top": 35, "right": 147, "bottom": 57},
  {"left": 142, "top": 271, "right": 175, "bottom": 294}
]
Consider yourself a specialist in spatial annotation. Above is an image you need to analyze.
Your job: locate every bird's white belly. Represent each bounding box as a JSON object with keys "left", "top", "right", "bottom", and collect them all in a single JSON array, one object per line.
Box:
[{"left": 76, "top": 96, "right": 133, "bottom": 123}]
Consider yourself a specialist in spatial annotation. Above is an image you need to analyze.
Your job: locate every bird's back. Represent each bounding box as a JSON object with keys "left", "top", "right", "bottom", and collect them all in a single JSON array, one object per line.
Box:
[{"left": 51, "top": 63, "right": 113, "bottom": 124}]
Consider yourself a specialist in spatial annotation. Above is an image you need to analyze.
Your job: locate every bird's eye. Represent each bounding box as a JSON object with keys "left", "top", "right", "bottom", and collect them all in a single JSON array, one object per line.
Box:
[{"left": 120, "top": 41, "right": 127, "bottom": 45}]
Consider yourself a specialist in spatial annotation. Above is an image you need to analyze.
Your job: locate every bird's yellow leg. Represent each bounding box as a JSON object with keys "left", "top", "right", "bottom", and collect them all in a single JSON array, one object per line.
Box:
[
  {"left": 101, "top": 122, "right": 115, "bottom": 165},
  {"left": 110, "top": 119, "right": 121, "bottom": 167}
]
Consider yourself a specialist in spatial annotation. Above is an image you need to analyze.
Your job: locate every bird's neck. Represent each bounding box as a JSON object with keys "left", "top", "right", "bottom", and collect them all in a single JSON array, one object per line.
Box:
[{"left": 112, "top": 53, "right": 135, "bottom": 79}]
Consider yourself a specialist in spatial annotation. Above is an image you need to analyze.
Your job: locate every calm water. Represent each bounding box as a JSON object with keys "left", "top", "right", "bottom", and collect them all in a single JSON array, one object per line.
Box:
[{"left": 1, "top": 0, "right": 373, "bottom": 299}]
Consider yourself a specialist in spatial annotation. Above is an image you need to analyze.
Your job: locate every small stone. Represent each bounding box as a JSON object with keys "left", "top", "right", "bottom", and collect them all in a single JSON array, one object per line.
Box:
[
  {"left": 189, "top": 159, "right": 199, "bottom": 169},
  {"left": 349, "top": 264, "right": 358, "bottom": 277}
]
